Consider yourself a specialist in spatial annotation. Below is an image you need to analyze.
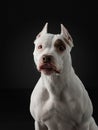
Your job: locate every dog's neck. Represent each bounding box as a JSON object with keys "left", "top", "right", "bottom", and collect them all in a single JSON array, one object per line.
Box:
[{"left": 41, "top": 53, "right": 74, "bottom": 97}]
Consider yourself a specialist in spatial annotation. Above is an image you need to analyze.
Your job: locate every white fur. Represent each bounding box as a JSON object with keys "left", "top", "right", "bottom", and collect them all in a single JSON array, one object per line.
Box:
[{"left": 30, "top": 23, "right": 98, "bottom": 130}]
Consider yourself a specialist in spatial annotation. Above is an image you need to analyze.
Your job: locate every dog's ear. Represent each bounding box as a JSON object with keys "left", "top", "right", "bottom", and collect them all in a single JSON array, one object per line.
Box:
[
  {"left": 36, "top": 23, "right": 48, "bottom": 39},
  {"left": 60, "top": 24, "right": 74, "bottom": 48}
]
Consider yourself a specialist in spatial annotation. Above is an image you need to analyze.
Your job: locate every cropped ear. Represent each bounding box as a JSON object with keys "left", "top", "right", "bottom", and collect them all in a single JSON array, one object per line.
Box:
[
  {"left": 60, "top": 24, "right": 74, "bottom": 48},
  {"left": 36, "top": 23, "right": 48, "bottom": 39}
]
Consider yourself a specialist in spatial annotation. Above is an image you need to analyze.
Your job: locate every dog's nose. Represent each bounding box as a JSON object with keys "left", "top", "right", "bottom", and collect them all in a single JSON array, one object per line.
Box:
[{"left": 42, "top": 55, "right": 52, "bottom": 63}]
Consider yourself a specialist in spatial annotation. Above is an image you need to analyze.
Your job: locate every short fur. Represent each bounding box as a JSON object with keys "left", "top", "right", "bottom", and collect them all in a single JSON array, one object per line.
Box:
[{"left": 30, "top": 23, "right": 98, "bottom": 130}]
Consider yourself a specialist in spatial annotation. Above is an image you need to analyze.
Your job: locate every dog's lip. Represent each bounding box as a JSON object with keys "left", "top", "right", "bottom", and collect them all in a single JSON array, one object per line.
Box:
[{"left": 39, "top": 63, "right": 60, "bottom": 74}]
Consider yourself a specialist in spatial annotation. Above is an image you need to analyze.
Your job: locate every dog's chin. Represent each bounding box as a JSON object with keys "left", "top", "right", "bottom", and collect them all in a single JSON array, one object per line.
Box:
[
  {"left": 41, "top": 69, "right": 55, "bottom": 75},
  {"left": 38, "top": 63, "right": 60, "bottom": 76}
]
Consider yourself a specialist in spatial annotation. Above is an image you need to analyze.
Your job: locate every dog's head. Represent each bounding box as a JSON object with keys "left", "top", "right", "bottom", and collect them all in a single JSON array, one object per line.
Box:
[{"left": 33, "top": 23, "right": 74, "bottom": 75}]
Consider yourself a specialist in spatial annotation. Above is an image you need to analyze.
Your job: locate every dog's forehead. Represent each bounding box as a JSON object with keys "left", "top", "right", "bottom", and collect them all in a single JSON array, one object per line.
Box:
[
  {"left": 41, "top": 33, "right": 54, "bottom": 42},
  {"left": 34, "top": 33, "right": 64, "bottom": 44}
]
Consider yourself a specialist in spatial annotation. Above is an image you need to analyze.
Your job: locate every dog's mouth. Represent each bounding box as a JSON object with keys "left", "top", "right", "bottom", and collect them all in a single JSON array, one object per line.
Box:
[{"left": 39, "top": 63, "right": 60, "bottom": 75}]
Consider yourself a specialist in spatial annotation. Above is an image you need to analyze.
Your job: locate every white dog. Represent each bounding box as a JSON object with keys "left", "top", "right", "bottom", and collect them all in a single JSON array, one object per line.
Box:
[{"left": 30, "top": 23, "right": 98, "bottom": 130}]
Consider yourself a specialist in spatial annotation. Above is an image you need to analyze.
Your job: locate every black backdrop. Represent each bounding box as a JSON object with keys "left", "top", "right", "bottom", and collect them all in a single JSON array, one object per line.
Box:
[{"left": 1, "top": 0, "right": 98, "bottom": 130}]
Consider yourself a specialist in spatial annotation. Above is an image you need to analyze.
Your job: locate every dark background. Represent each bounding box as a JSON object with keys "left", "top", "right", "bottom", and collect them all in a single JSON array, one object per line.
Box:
[{"left": 1, "top": 0, "right": 98, "bottom": 129}]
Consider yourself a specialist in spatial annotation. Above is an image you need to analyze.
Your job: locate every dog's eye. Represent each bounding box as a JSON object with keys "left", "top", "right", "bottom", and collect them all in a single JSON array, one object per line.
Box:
[
  {"left": 54, "top": 39, "right": 66, "bottom": 52},
  {"left": 38, "top": 45, "right": 42, "bottom": 49},
  {"left": 58, "top": 45, "right": 66, "bottom": 52}
]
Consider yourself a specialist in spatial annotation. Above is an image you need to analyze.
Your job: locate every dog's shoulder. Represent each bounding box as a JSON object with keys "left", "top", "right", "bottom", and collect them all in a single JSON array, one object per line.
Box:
[{"left": 30, "top": 78, "right": 47, "bottom": 101}]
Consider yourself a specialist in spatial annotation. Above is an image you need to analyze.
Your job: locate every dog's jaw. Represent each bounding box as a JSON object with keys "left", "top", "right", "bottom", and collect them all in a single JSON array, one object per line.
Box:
[{"left": 39, "top": 63, "right": 61, "bottom": 75}]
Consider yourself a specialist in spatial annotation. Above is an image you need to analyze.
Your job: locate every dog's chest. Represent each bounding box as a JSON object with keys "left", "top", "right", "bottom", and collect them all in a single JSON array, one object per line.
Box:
[{"left": 32, "top": 86, "right": 80, "bottom": 123}]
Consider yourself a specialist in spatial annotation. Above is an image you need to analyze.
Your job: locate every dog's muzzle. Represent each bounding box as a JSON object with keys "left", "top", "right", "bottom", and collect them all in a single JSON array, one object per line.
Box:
[{"left": 39, "top": 55, "right": 60, "bottom": 75}]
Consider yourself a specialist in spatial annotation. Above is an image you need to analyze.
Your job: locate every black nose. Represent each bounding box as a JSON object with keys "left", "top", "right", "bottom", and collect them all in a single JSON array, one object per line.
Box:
[{"left": 42, "top": 55, "right": 52, "bottom": 63}]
